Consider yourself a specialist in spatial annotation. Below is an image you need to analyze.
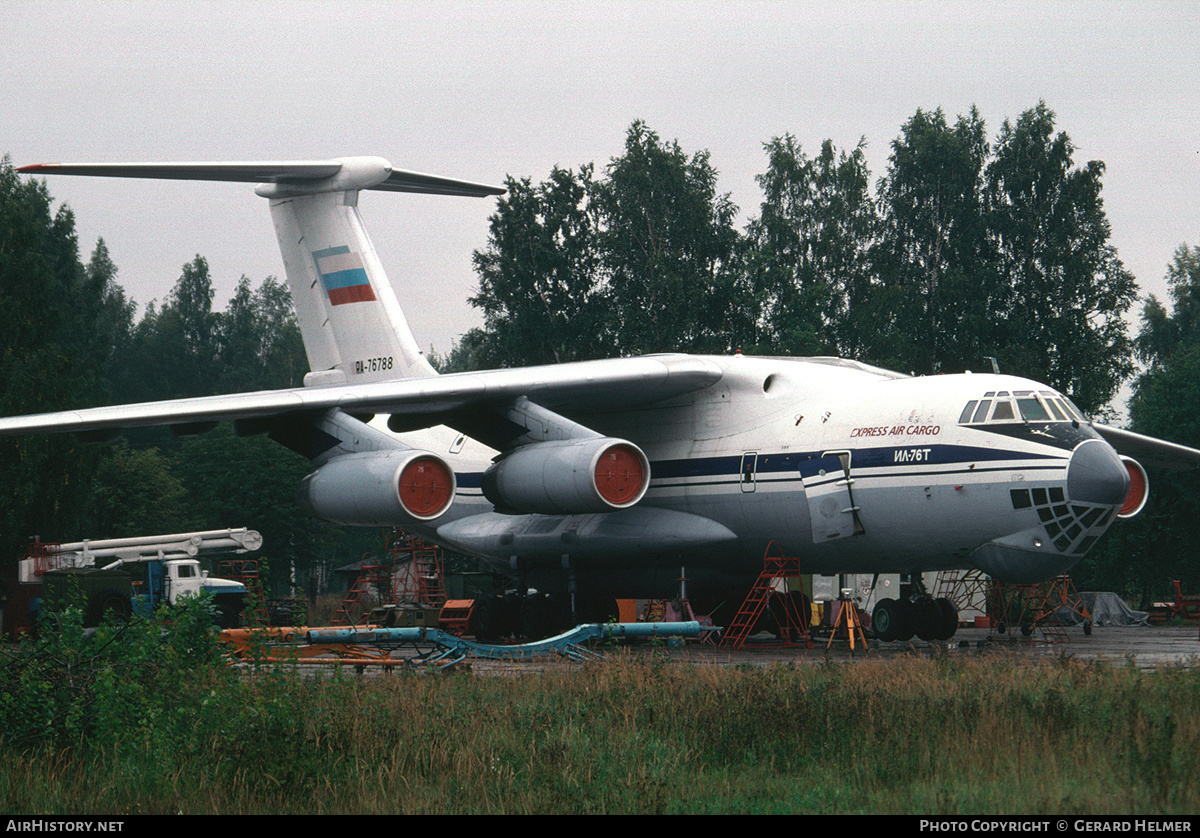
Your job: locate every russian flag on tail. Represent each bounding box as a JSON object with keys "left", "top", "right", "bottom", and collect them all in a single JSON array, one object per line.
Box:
[{"left": 314, "top": 245, "right": 376, "bottom": 305}]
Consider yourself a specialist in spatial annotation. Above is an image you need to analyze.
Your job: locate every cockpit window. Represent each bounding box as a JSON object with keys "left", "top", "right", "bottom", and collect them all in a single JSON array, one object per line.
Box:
[
  {"left": 1016, "top": 397, "right": 1050, "bottom": 422},
  {"left": 991, "top": 400, "right": 1016, "bottom": 421},
  {"left": 1061, "top": 397, "right": 1087, "bottom": 422},
  {"left": 960, "top": 390, "right": 1087, "bottom": 426}
]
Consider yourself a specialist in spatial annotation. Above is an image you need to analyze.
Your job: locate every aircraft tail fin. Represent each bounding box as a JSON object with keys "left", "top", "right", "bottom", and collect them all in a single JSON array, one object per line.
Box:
[{"left": 18, "top": 158, "right": 505, "bottom": 385}]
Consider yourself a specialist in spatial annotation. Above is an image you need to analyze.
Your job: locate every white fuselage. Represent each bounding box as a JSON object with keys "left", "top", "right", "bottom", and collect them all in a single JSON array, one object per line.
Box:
[{"left": 381, "top": 355, "right": 1120, "bottom": 591}]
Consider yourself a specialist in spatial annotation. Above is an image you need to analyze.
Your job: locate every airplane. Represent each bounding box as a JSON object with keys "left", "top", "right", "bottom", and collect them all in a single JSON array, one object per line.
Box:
[{"left": 6, "top": 156, "right": 1200, "bottom": 641}]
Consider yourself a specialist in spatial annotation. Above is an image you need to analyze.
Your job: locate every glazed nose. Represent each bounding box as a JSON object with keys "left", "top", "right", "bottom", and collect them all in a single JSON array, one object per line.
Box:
[{"left": 1067, "top": 439, "right": 1130, "bottom": 506}]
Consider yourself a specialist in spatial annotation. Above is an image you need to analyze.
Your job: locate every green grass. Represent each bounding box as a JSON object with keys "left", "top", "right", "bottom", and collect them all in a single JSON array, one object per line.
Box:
[{"left": 2, "top": 612, "right": 1199, "bottom": 814}]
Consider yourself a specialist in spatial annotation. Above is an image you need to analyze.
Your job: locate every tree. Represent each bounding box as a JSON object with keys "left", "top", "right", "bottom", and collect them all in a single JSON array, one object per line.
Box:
[
  {"left": 864, "top": 104, "right": 1134, "bottom": 412},
  {"left": 87, "top": 239, "right": 136, "bottom": 401},
  {"left": 429, "top": 328, "right": 489, "bottom": 374},
  {"left": 0, "top": 160, "right": 109, "bottom": 557},
  {"left": 873, "top": 107, "right": 991, "bottom": 374},
  {"left": 215, "top": 275, "right": 306, "bottom": 392},
  {"left": 1136, "top": 244, "right": 1200, "bottom": 367},
  {"left": 112, "top": 255, "right": 220, "bottom": 403},
  {"left": 469, "top": 122, "right": 751, "bottom": 366},
  {"left": 747, "top": 135, "right": 878, "bottom": 357},
  {"left": 470, "top": 167, "right": 602, "bottom": 367},
  {"left": 985, "top": 102, "right": 1136, "bottom": 414},
  {"left": 593, "top": 121, "right": 749, "bottom": 356},
  {"left": 1077, "top": 244, "right": 1200, "bottom": 602},
  {"left": 90, "top": 441, "right": 193, "bottom": 537}
]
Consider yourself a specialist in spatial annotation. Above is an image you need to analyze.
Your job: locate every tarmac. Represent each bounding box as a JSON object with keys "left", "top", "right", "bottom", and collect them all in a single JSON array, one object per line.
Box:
[
  {"left": 695, "top": 624, "right": 1200, "bottom": 666},
  {"left": 464, "top": 623, "right": 1200, "bottom": 675}
]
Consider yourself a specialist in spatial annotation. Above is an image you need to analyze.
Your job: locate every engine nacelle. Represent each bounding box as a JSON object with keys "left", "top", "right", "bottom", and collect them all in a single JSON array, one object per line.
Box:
[
  {"left": 1118, "top": 456, "right": 1149, "bottom": 519},
  {"left": 482, "top": 438, "right": 650, "bottom": 515},
  {"left": 298, "top": 450, "right": 455, "bottom": 526}
]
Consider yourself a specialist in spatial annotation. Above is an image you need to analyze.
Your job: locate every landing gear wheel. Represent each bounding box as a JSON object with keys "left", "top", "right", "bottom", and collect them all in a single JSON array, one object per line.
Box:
[
  {"left": 872, "top": 598, "right": 905, "bottom": 642},
  {"left": 1021, "top": 622, "right": 1034, "bottom": 637},
  {"left": 520, "top": 593, "right": 565, "bottom": 641},
  {"left": 895, "top": 599, "right": 917, "bottom": 641},
  {"left": 470, "top": 595, "right": 502, "bottom": 642},
  {"left": 498, "top": 592, "right": 522, "bottom": 639},
  {"left": 915, "top": 598, "right": 941, "bottom": 641},
  {"left": 1083, "top": 620, "right": 1093, "bottom": 636},
  {"left": 934, "top": 597, "right": 959, "bottom": 641}
]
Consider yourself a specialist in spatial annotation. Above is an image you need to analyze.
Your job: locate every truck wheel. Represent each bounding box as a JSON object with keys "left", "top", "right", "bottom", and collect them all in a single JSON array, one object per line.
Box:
[
  {"left": 215, "top": 602, "right": 240, "bottom": 629},
  {"left": 90, "top": 590, "right": 130, "bottom": 626}
]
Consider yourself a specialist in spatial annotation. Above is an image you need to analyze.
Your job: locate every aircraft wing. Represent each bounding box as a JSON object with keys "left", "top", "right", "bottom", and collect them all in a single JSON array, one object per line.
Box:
[
  {"left": 1093, "top": 424, "right": 1200, "bottom": 471},
  {"left": 0, "top": 355, "right": 723, "bottom": 439}
]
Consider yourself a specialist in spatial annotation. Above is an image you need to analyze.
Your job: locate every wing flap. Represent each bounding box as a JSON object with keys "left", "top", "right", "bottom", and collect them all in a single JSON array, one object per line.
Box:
[{"left": 0, "top": 391, "right": 309, "bottom": 436}]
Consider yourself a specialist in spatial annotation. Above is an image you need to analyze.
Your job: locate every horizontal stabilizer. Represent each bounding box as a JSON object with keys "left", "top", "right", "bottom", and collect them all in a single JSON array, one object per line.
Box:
[
  {"left": 18, "top": 155, "right": 505, "bottom": 387},
  {"left": 17, "top": 158, "right": 505, "bottom": 198}
]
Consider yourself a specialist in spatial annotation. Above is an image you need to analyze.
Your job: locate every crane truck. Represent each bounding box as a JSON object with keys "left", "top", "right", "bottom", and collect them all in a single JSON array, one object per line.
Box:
[{"left": 25, "top": 529, "right": 262, "bottom": 630}]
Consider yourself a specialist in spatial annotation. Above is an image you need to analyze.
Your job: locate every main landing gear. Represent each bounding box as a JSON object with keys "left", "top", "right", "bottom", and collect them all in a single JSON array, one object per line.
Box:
[
  {"left": 470, "top": 591, "right": 570, "bottom": 643},
  {"left": 872, "top": 596, "right": 959, "bottom": 642}
]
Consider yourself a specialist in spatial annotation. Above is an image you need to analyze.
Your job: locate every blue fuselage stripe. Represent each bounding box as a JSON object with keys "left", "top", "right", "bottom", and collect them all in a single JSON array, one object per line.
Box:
[{"left": 453, "top": 444, "right": 1065, "bottom": 494}]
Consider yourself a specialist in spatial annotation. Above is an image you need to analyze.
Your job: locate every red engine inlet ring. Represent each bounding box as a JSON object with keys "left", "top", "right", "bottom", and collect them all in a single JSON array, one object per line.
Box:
[
  {"left": 594, "top": 443, "right": 646, "bottom": 507},
  {"left": 397, "top": 456, "right": 454, "bottom": 519},
  {"left": 1118, "top": 457, "right": 1148, "bottom": 519}
]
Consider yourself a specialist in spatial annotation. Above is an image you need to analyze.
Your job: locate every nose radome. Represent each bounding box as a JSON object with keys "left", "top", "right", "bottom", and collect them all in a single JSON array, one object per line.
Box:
[{"left": 1068, "top": 439, "right": 1130, "bottom": 506}]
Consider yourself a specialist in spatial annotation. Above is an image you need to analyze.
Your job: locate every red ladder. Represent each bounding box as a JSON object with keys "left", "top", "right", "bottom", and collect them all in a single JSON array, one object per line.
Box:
[
  {"left": 332, "top": 555, "right": 388, "bottom": 626},
  {"left": 719, "top": 542, "right": 810, "bottom": 650}
]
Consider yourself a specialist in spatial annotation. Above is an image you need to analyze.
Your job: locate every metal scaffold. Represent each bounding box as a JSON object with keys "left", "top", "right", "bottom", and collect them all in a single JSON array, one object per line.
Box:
[
  {"left": 988, "top": 575, "right": 1093, "bottom": 642},
  {"left": 331, "top": 529, "right": 446, "bottom": 626}
]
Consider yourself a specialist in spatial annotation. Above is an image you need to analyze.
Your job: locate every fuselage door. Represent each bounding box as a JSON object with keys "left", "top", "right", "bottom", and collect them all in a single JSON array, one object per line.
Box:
[
  {"left": 740, "top": 451, "right": 758, "bottom": 493},
  {"left": 801, "top": 450, "right": 865, "bottom": 542}
]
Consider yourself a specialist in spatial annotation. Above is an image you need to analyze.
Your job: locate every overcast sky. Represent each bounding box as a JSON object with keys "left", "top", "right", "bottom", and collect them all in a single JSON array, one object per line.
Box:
[{"left": 4, "top": 0, "right": 1198, "bottom": 378}]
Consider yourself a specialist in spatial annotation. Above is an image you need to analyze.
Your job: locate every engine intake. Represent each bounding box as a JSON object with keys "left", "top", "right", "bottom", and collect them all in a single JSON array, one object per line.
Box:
[
  {"left": 482, "top": 438, "right": 650, "bottom": 515},
  {"left": 299, "top": 450, "right": 455, "bottom": 526},
  {"left": 1118, "top": 456, "right": 1149, "bottom": 519}
]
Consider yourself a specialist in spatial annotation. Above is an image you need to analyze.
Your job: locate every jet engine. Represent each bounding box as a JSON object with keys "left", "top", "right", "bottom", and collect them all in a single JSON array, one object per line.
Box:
[
  {"left": 482, "top": 438, "right": 650, "bottom": 515},
  {"left": 1118, "top": 456, "right": 1149, "bottom": 519},
  {"left": 298, "top": 449, "right": 455, "bottom": 526}
]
